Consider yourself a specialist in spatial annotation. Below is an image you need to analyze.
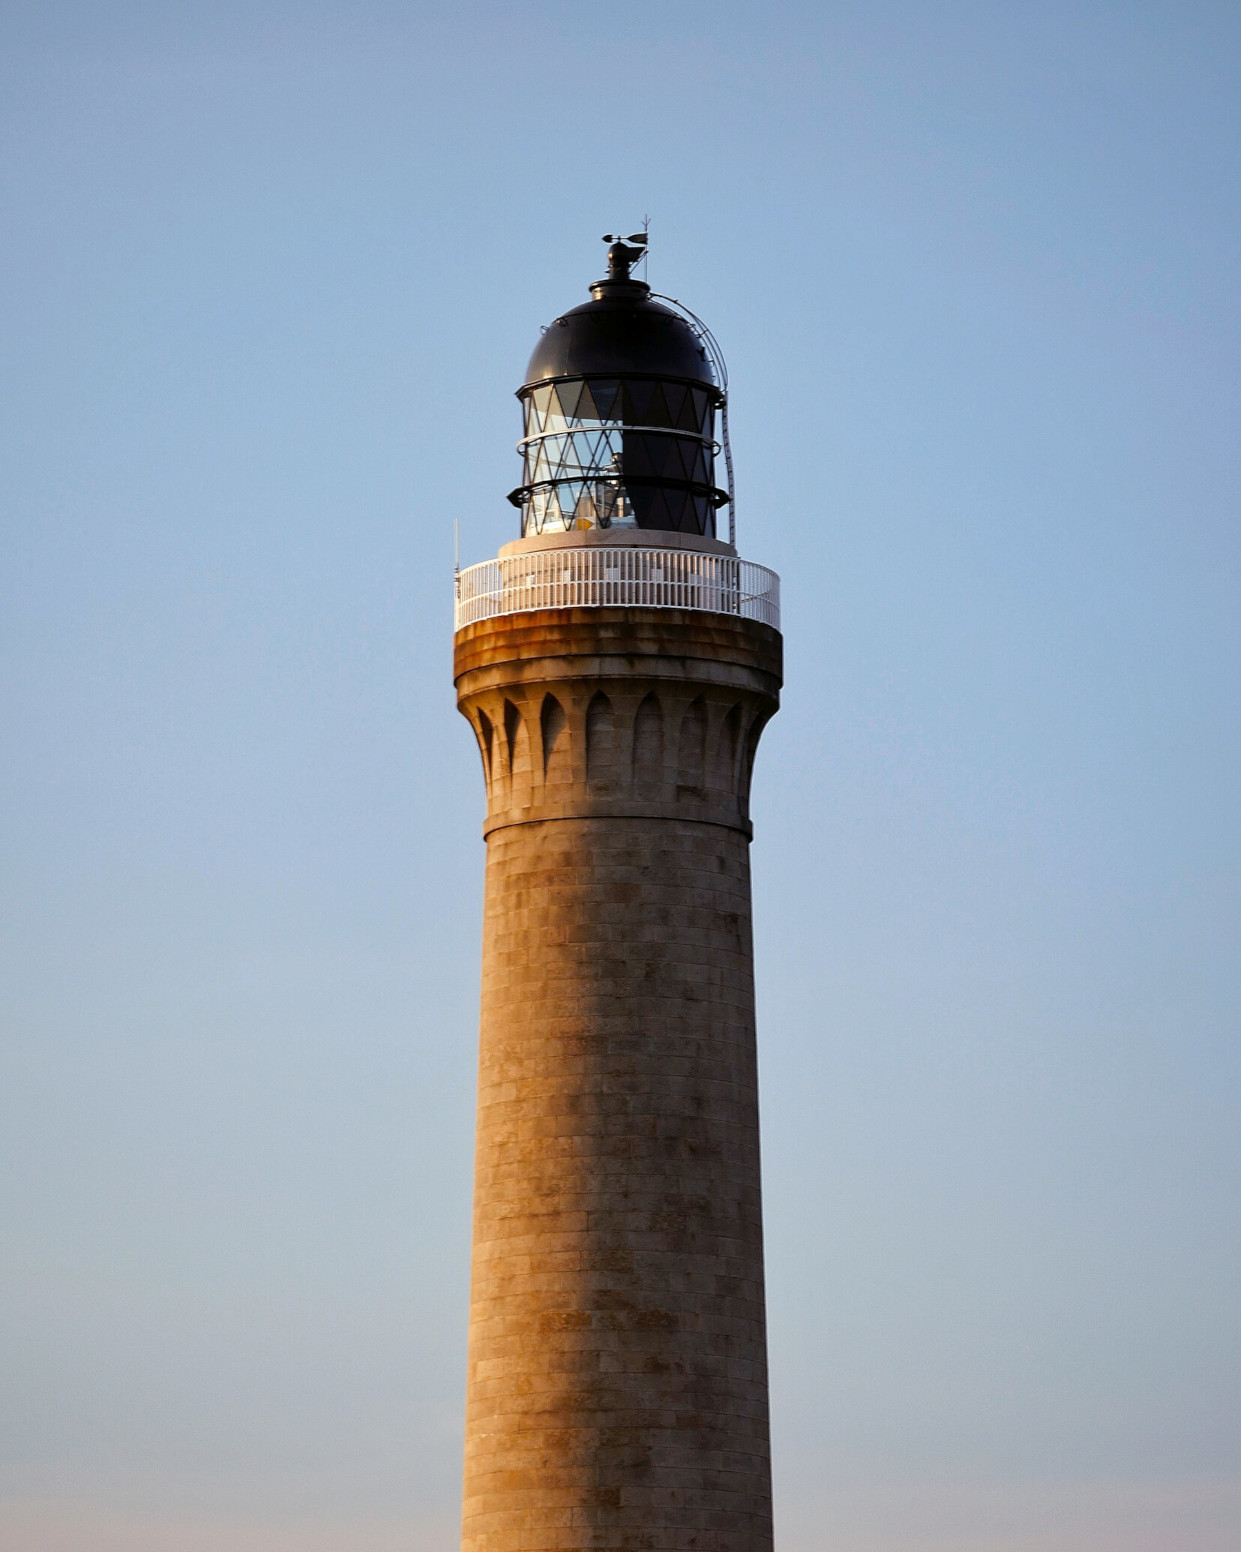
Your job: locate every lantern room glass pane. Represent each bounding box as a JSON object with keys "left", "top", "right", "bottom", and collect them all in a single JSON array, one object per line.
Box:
[
  {"left": 553, "top": 380, "right": 581, "bottom": 424},
  {"left": 527, "top": 385, "right": 552, "bottom": 433},
  {"left": 622, "top": 379, "right": 652, "bottom": 425}
]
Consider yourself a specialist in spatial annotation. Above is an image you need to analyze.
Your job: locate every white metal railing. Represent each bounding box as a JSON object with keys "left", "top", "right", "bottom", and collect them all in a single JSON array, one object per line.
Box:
[{"left": 454, "top": 547, "right": 780, "bottom": 631}]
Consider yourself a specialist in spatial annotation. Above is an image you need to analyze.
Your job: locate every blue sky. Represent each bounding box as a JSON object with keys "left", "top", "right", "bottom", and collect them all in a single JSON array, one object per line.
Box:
[{"left": 1, "top": 3, "right": 1238, "bottom": 1549}]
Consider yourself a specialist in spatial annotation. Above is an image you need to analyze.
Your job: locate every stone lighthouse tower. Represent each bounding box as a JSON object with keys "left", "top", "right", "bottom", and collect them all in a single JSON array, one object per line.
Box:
[{"left": 454, "top": 236, "right": 782, "bottom": 1552}]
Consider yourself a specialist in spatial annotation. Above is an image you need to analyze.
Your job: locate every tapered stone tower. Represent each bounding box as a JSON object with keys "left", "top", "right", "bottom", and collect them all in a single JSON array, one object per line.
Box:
[{"left": 454, "top": 237, "right": 782, "bottom": 1552}]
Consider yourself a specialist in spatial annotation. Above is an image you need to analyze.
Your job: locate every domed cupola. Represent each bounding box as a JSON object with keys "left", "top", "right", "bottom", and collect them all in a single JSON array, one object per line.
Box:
[{"left": 509, "top": 236, "right": 730, "bottom": 538}]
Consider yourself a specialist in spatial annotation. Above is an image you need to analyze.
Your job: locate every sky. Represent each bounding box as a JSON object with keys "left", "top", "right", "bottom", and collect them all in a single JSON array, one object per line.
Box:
[{"left": 1, "top": 2, "right": 1238, "bottom": 1549}]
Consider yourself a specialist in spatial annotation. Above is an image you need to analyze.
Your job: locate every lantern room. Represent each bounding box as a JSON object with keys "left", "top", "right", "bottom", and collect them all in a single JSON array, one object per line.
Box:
[{"left": 508, "top": 238, "right": 730, "bottom": 538}]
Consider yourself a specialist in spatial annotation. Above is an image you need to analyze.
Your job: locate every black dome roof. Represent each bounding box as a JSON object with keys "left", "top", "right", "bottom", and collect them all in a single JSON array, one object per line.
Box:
[{"left": 522, "top": 278, "right": 717, "bottom": 391}]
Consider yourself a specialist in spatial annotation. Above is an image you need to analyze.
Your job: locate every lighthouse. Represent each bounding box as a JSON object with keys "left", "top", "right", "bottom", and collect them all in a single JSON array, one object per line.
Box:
[{"left": 454, "top": 236, "right": 782, "bottom": 1552}]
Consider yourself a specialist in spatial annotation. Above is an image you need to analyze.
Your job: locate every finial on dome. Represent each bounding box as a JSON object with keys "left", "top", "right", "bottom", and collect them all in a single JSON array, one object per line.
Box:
[{"left": 601, "top": 229, "right": 648, "bottom": 280}]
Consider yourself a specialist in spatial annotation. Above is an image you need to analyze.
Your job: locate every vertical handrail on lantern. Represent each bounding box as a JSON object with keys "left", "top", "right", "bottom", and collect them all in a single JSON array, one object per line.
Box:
[
  {"left": 651, "top": 292, "right": 734, "bottom": 547},
  {"left": 453, "top": 548, "right": 779, "bottom": 631}
]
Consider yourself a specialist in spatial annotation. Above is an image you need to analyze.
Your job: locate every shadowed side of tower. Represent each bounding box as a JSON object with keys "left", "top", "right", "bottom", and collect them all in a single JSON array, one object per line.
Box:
[{"left": 454, "top": 242, "right": 782, "bottom": 1552}]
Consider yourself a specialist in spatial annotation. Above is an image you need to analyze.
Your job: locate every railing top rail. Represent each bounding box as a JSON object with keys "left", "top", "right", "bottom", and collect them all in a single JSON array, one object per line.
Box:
[{"left": 454, "top": 545, "right": 780, "bottom": 632}]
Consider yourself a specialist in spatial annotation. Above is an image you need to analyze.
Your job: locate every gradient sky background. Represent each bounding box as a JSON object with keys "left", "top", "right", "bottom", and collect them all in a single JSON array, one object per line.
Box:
[{"left": 2, "top": 3, "right": 1239, "bottom": 1550}]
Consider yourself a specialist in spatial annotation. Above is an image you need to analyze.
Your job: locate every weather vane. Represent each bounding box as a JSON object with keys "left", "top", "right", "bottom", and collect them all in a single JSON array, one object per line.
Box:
[{"left": 601, "top": 222, "right": 649, "bottom": 280}]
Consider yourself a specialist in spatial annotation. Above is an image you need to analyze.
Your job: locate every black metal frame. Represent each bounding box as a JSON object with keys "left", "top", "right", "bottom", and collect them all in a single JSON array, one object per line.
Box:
[{"left": 508, "top": 474, "right": 731, "bottom": 511}]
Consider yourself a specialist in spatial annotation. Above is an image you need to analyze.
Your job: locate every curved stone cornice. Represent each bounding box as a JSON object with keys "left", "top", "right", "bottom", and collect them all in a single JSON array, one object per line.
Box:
[{"left": 454, "top": 608, "right": 782, "bottom": 839}]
